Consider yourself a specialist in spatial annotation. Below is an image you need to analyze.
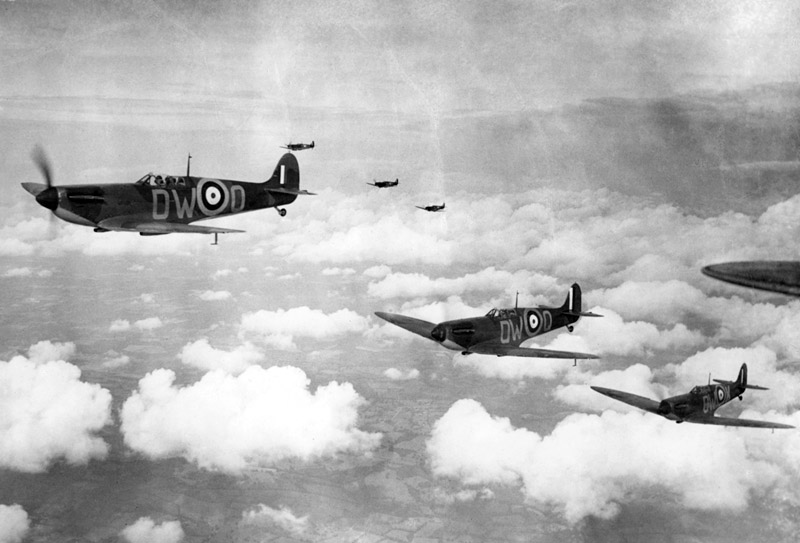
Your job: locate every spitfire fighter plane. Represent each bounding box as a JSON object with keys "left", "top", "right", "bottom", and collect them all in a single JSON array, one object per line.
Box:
[
  {"left": 416, "top": 202, "right": 445, "bottom": 212},
  {"left": 702, "top": 261, "right": 800, "bottom": 297},
  {"left": 281, "top": 141, "right": 315, "bottom": 151},
  {"left": 21, "top": 148, "right": 314, "bottom": 242},
  {"left": 375, "top": 283, "right": 601, "bottom": 360},
  {"left": 367, "top": 179, "right": 399, "bottom": 188},
  {"left": 592, "top": 363, "right": 794, "bottom": 428}
]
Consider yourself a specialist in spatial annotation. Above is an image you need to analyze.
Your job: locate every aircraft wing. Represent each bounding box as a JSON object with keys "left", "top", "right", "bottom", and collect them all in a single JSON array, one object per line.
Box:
[
  {"left": 97, "top": 218, "right": 244, "bottom": 235},
  {"left": 469, "top": 342, "right": 599, "bottom": 360},
  {"left": 702, "top": 261, "right": 800, "bottom": 296},
  {"left": 687, "top": 415, "right": 794, "bottom": 429},
  {"left": 590, "top": 386, "right": 662, "bottom": 414},
  {"left": 374, "top": 312, "right": 437, "bottom": 340}
]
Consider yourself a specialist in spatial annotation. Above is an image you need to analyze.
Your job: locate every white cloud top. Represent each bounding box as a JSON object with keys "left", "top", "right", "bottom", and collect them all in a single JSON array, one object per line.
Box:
[
  {"left": 120, "top": 366, "right": 381, "bottom": 472},
  {"left": 428, "top": 399, "right": 793, "bottom": 524},
  {"left": 120, "top": 517, "right": 184, "bottom": 543},
  {"left": 0, "top": 341, "right": 112, "bottom": 472},
  {"left": 0, "top": 504, "right": 30, "bottom": 543},
  {"left": 239, "top": 306, "right": 370, "bottom": 349}
]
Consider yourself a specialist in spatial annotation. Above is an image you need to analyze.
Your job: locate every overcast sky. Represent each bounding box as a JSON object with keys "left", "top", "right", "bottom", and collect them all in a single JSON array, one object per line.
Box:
[{"left": 2, "top": 1, "right": 800, "bottom": 542}]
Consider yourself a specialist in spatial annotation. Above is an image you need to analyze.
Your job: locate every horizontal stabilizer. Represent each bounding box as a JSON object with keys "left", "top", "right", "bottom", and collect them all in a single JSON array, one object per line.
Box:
[
  {"left": 712, "top": 379, "right": 768, "bottom": 390},
  {"left": 268, "top": 187, "right": 317, "bottom": 196},
  {"left": 564, "top": 311, "right": 603, "bottom": 318}
]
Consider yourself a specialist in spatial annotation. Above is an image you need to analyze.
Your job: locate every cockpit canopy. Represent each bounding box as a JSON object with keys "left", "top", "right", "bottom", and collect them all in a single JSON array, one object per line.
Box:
[
  {"left": 690, "top": 386, "right": 704, "bottom": 395},
  {"left": 136, "top": 173, "right": 187, "bottom": 187},
  {"left": 485, "top": 308, "right": 516, "bottom": 319}
]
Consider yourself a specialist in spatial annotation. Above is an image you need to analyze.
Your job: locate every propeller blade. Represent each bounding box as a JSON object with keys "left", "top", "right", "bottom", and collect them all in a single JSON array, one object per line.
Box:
[{"left": 31, "top": 146, "right": 53, "bottom": 188}]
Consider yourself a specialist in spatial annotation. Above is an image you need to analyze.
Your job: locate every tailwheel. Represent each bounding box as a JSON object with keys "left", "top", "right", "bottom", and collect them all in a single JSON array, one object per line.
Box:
[{"left": 277, "top": 207, "right": 287, "bottom": 217}]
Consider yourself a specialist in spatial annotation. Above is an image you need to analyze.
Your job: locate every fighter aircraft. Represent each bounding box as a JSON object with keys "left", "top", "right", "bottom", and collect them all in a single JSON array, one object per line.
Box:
[
  {"left": 702, "top": 261, "right": 800, "bottom": 296},
  {"left": 21, "top": 148, "right": 314, "bottom": 242},
  {"left": 367, "top": 179, "right": 399, "bottom": 188},
  {"left": 592, "top": 363, "right": 794, "bottom": 428},
  {"left": 375, "top": 283, "right": 601, "bottom": 360},
  {"left": 416, "top": 202, "right": 445, "bottom": 212},
  {"left": 281, "top": 141, "right": 315, "bottom": 151}
]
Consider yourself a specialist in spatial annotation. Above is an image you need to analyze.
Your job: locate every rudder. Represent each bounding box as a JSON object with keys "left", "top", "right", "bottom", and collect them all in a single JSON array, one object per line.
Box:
[
  {"left": 264, "top": 153, "right": 300, "bottom": 191},
  {"left": 561, "top": 283, "right": 581, "bottom": 313}
]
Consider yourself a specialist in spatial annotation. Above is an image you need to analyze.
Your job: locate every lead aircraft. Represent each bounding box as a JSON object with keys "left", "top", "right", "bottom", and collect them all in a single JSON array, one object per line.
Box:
[
  {"left": 281, "top": 141, "right": 314, "bottom": 151},
  {"left": 376, "top": 283, "right": 601, "bottom": 361},
  {"left": 367, "top": 179, "right": 399, "bottom": 188},
  {"left": 22, "top": 148, "right": 314, "bottom": 242},
  {"left": 592, "top": 363, "right": 794, "bottom": 428}
]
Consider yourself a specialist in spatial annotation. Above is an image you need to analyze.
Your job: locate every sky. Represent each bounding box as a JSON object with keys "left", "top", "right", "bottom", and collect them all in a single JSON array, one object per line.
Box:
[{"left": 2, "top": 1, "right": 800, "bottom": 542}]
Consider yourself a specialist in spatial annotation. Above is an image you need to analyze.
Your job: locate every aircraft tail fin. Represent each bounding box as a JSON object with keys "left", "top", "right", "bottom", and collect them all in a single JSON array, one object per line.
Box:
[
  {"left": 265, "top": 153, "right": 299, "bottom": 189},
  {"left": 560, "top": 283, "right": 602, "bottom": 317}
]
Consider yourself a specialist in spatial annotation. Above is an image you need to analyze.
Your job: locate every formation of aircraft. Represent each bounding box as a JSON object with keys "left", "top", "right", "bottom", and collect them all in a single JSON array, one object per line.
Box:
[
  {"left": 367, "top": 179, "right": 399, "bottom": 188},
  {"left": 281, "top": 141, "right": 315, "bottom": 151},
  {"left": 702, "top": 261, "right": 800, "bottom": 296},
  {"left": 376, "top": 284, "right": 601, "bottom": 361},
  {"left": 21, "top": 148, "right": 314, "bottom": 243},
  {"left": 416, "top": 202, "right": 445, "bottom": 212},
  {"left": 592, "top": 363, "right": 794, "bottom": 429}
]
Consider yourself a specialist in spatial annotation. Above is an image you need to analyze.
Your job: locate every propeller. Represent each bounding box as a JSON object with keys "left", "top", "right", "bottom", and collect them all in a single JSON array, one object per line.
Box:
[{"left": 28, "top": 146, "right": 59, "bottom": 211}]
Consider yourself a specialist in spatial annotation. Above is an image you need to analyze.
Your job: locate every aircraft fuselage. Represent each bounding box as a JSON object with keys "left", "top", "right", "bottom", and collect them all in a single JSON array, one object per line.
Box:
[
  {"left": 32, "top": 176, "right": 298, "bottom": 230},
  {"left": 430, "top": 306, "right": 580, "bottom": 352},
  {"left": 658, "top": 383, "right": 737, "bottom": 422}
]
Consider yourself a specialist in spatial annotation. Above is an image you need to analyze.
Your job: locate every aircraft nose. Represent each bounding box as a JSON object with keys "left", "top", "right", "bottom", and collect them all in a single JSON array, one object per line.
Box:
[
  {"left": 35, "top": 187, "right": 59, "bottom": 210},
  {"left": 431, "top": 324, "right": 446, "bottom": 342}
]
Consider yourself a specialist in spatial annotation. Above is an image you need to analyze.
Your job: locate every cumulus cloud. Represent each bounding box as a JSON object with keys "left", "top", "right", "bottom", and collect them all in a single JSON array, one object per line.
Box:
[
  {"left": 384, "top": 367, "right": 420, "bottom": 380},
  {"left": 110, "top": 318, "right": 163, "bottom": 332},
  {"left": 427, "top": 399, "right": 786, "bottom": 524},
  {"left": 134, "top": 317, "right": 163, "bottom": 331},
  {"left": 0, "top": 504, "right": 30, "bottom": 543},
  {"left": 322, "top": 267, "right": 356, "bottom": 276},
  {"left": 109, "top": 319, "right": 131, "bottom": 332},
  {"left": 549, "top": 307, "right": 706, "bottom": 357},
  {"left": 120, "top": 517, "right": 184, "bottom": 543},
  {"left": 0, "top": 341, "right": 112, "bottom": 472},
  {"left": 178, "top": 339, "right": 264, "bottom": 374},
  {"left": 239, "top": 307, "right": 370, "bottom": 349},
  {"left": 120, "top": 366, "right": 381, "bottom": 472},
  {"left": 241, "top": 504, "right": 309, "bottom": 535},
  {"left": 195, "top": 290, "right": 232, "bottom": 301},
  {"left": 102, "top": 354, "right": 131, "bottom": 368}
]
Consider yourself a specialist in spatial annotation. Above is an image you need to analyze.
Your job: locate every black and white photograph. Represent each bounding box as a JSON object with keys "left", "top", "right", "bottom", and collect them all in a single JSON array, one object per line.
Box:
[{"left": 2, "top": 1, "right": 800, "bottom": 541}]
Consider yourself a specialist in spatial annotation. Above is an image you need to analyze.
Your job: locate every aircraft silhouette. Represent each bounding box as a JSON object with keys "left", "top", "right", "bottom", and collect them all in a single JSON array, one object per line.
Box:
[
  {"left": 416, "top": 202, "right": 445, "bottom": 212},
  {"left": 376, "top": 283, "right": 601, "bottom": 361},
  {"left": 281, "top": 141, "right": 315, "bottom": 151},
  {"left": 367, "top": 179, "right": 399, "bottom": 188},
  {"left": 22, "top": 148, "right": 314, "bottom": 243},
  {"left": 592, "top": 363, "right": 794, "bottom": 428},
  {"left": 702, "top": 261, "right": 800, "bottom": 296}
]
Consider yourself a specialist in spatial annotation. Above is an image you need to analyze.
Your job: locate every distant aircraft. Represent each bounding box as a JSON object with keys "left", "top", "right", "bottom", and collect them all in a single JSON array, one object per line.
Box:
[
  {"left": 416, "top": 202, "right": 445, "bottom": 212},
  {"left": 367, "top": 179, "right": 399, "bottom": 188},
  {"left": 592, "top": 363, "right": 794, "bottom": 429},
  {"left": 702, "top": 261, "right": 800, "bottom": 296},
  {"left": 22, "top": 148, "right": 314, "bottom": 243},
  {"left": 375, "top": 283, "right": 601, "bottom": 361},
  {"left": 281, "top": 141, "right": 315, "bottom": 151}
]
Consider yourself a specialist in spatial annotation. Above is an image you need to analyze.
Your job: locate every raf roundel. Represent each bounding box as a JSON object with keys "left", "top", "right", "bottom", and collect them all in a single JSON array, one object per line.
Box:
[
  {"left": 524, "top": 309, "right": 542, "bottom": 335},
  {"left": 716, "top": 386, "right": 725, "bottom": 403},
  {"left": 197, "top": 179, "right": 230, "bottom": 216}
]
